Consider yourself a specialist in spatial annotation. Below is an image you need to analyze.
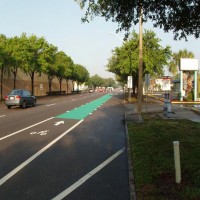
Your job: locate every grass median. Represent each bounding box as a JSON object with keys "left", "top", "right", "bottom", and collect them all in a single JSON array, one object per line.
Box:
[{"left": 128, "top": 113, "right": 200, "bottom": 200}]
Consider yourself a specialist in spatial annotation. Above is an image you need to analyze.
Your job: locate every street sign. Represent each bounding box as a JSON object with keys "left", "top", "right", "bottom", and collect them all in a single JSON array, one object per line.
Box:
[
  {"left": 127, "top": 76, "right": 132, "bottom": 88},
  {"left": 145, "top": 74, "right": 150, "bottom": 87},
  {"left": 180, "top": 58, "right": 198, "bottom": 71},
  {"left": 162, "top": 76, "right": 171, "bottom": 91}
]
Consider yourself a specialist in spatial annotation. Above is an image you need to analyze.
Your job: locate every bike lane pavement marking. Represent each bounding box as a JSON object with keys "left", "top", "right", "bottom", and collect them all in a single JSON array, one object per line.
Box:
[
  {"left": 52, "top": 148, "right": 125, "bottom": 200},
  {"left": 55, "top": 94, "right": 112, "bottom": 120},
  {"left": 0, "top": 120, "right": 83, "bottom": 186},
  {"left": 0, "top": 117, "right": 54, "bottom": 141}
]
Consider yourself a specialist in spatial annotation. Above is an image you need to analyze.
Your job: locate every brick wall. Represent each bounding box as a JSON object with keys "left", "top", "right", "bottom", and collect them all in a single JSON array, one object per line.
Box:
[{"left": 0, "top": 69, "right": 73, "bottom": 97}]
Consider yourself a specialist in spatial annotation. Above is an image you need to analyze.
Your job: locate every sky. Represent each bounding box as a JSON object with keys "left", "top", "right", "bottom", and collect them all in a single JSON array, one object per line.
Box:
[{"left": 0, "top": 0, "right": 200, "bottom": 78}]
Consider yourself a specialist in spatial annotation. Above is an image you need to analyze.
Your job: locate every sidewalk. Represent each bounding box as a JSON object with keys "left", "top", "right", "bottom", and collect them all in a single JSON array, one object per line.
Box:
[{"left": 125, "top": 100, "right": 200, "bottom": 123}]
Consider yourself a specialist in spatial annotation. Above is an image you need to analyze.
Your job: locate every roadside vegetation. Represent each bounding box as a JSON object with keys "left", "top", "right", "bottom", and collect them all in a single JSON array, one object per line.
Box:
[
  {"left": 0, "top": 33, "right": 90, "bottom": 99},
  {"left": 0, "top": 34, "right": 117, "bottom": 100},
  {"left": 128, "top": 113, "right": 200, "bottom": 200}
]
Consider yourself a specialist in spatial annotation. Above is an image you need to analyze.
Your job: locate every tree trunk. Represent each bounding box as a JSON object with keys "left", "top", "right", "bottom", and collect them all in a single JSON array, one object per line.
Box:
[
  {"left": 72, "top": 81, "right": 75, "bottom": 91},
  {"left": 31, "top": 71, "right": 35, "bottom": 95},
  {"left": 13, "top": 73, "right": 16, "bottom": 90},
  {"left": 48, "top": 76, "right": 52, "bottom": 93},
  {"left": 0, "top": 68, "right": 3, "bottom": 100},
  {"left": 59, "top": 80, "right": 62, "bottom": 94},
  {"left": 66, "top": 79, "right": 69, "bottom": 94}
]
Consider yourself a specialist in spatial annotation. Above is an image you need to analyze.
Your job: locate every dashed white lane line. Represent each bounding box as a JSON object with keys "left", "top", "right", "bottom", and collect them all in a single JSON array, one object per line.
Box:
[
  {"left": 46, "top": 104, "right": 56, "bottom": 106},
  {"left": 52, "top": 147, "right": 125, "bottom": 200},
  {"left": 0, "top": 117, "right": 54, "bottom": 141},
  {"left": 0, "top": 115, "right": 5, "bottom": 118},
  {"left": 0, "top": 120, "right": 83, "bottom": 186}
]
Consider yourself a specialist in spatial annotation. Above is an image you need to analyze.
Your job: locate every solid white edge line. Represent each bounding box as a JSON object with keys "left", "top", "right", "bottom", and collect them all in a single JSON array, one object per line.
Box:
[
  {"left": 0, "top": 120, "right": 84, "bottom": 186},
  {"left": 51, "top": 147, "right": 125, "bottom": 200},
  {"left": 0, "top": 117, "right": 54, "bottom": 141}
]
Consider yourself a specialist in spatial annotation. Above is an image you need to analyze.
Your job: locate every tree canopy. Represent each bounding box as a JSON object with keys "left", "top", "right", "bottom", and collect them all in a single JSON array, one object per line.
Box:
[
  {"left": 89, "top": 74, "right": 105, "bottom": 89},
  {"left": 107, "top": 30, "right": 171, "bottom": 92},
  {"left": 169, "top": 49, "right": 195, "bottom": 76},
  {"left": 75, "top": 0, "right": 200, "bottom": 40},
  {"left": 73, "top": 64, "right": 90, "bottom": 86},
  {"left": 0, "top": 34, "right": 90, "bottom": 98}
]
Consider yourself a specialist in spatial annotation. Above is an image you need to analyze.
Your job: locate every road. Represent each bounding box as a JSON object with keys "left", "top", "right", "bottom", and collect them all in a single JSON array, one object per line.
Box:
[{"left": 0, "top": 92, "right": 130, "bottom": 200}]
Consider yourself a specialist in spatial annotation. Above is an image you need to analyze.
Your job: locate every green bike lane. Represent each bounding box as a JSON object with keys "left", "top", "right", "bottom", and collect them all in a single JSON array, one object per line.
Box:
[{"left": 56, "top": 94, "right": 112, "bottom": 120}]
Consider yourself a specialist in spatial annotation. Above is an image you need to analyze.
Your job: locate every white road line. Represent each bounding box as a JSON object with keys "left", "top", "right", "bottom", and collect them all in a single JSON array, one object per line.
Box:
[
  {"left": 46, "top": 104, "right": 56, "bottom": 106},
  {"left": 52, "top": 147, "right": 125, "bottom": 200},
  {"left": 0, "top": 117, "right": 54, "bottom": 141},
  {"left": 0, "top": 115, "right": 5, "bottom": 118},
  {"left": 0, "top": 120, "right": 83, "bottom": 186}
]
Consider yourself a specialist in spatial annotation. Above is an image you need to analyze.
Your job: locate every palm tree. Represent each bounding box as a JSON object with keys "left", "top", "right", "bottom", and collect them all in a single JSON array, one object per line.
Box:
[
  {"left": 169, "top": 49, "right": 194, "bottom": 77},
  {"left": 169, "top": 49, "right": 195, "bottom": 97}
]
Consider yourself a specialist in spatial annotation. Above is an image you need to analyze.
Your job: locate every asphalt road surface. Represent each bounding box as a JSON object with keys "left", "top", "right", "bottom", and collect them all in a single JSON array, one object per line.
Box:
[{"left": 0, "top": 92, "right": 130, "bottom": 200}]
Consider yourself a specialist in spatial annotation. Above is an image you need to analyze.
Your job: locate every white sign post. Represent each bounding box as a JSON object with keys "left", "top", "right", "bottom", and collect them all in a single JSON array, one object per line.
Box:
[
  {"left": 127, "top": 76, "right": 132, "bottom": 102},
  {"left": 127, "top": 76, "right": 133, "bottom": 89},
  {"left": 162, "top": 76, "right": 171, "bottom": 91}
]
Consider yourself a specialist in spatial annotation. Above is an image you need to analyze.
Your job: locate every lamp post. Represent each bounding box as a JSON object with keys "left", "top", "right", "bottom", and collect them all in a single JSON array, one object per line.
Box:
[{"left": 137, "top": 6, "right": 143, "bottom": 117}]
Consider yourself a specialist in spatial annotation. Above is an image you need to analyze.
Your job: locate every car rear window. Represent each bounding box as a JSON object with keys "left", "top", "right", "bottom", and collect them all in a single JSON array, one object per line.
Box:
[{"left": 10, "top": 90, "right": 22, "bottom": 95}]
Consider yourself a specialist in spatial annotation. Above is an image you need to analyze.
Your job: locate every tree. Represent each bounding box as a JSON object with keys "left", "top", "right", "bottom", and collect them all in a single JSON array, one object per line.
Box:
[
  {"left": 0, "top": 34, "right": 10, "bottom": 100},
  {"left": 107, "top": 32, "right": 140, "bottom": 94},
  {"left": 6, "top": 36, "right": 26, "bottom": 89},
  {"left": 75, "top": 0, "right": 200, "bottom": 40},
  {"left": 89, "top": 74, "right": 105, "bottom": 90},
  {"left": 20, "top": 34, "right": 54, "bottom": 95},
  {"left": 107, "top": 30, "right": 171, "bottom": 94},
  {"left": 54, "top": 51, "right": 74, "bottom": 94},
  {"left": 40, "top": 44, "right": 58, "bottom": 94},
  {"left": 104, "top": 78, "right": 117, "bottom": 88},
  {"left": 169, "top": 49, "right": 195, "bottom": 96},
  {"left": 169, "top": 49, "right": 194, "bottom": 76},
  {"left": 73, "top": 64, "right": 89, "bottom": 90},
  {"left": 64, "top": 58, "right": 74, "bottom": 94}
]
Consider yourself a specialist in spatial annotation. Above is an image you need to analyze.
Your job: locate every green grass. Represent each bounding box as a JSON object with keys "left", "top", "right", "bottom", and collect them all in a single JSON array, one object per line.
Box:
[{"left": 128, "top": 113, "right": 200, "bottom": 200}]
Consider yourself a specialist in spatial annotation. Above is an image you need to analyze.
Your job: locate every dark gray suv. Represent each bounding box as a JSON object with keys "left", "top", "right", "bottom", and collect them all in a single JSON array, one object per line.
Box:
[{"left": 4, "top": 89, "right": 36, "bottom": 109}]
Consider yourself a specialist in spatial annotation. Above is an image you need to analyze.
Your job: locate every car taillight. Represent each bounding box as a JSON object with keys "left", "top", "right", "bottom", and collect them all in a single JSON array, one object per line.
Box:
[
  {"left": 5, "top": 96, "right": 8, "bottom": 100},
  {"left": 16, "top": 95, "right": 21, "bottom": 99}
]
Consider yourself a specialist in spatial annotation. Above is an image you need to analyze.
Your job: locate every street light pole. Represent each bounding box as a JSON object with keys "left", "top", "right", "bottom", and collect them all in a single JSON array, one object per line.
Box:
[{"left": 137, "top": 5, "right": 143, "bottom": 118}]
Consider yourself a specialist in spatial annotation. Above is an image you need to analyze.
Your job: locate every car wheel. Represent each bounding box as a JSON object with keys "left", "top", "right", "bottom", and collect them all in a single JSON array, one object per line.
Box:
[
  {"left": 33, "top": 100, "right": 36, "bottom": 107},
  {"left": 22, "top": 101, "right": 26, "bottom": 109},
  {"left": 7, "top": 105, "right": 11, "bottom": 109}
]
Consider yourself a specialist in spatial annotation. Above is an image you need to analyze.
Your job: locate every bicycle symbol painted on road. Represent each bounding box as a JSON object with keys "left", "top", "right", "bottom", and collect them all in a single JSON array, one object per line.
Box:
[{"left": 30, "top": 130, "right": 49, "bottom": 136}]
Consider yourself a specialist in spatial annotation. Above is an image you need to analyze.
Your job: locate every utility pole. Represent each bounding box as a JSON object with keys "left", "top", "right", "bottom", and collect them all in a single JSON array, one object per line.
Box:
[{"left": 137, "top": 5, "right": 143, "bottom": 118}]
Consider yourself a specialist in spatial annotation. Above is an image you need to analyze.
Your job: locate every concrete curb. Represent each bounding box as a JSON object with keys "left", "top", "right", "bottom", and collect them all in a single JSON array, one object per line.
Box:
[
  {"left": 125, "top": 121, "right": 137, "bottom": 200},
  {"left": 124, "top": 99, "right": 137, "bottom": 200}
]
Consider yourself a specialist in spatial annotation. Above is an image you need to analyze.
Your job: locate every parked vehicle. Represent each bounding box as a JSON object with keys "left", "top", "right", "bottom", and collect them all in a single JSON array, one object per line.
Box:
[{"left": 4, "top": 89, "right": 36, "bottom": 109}]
